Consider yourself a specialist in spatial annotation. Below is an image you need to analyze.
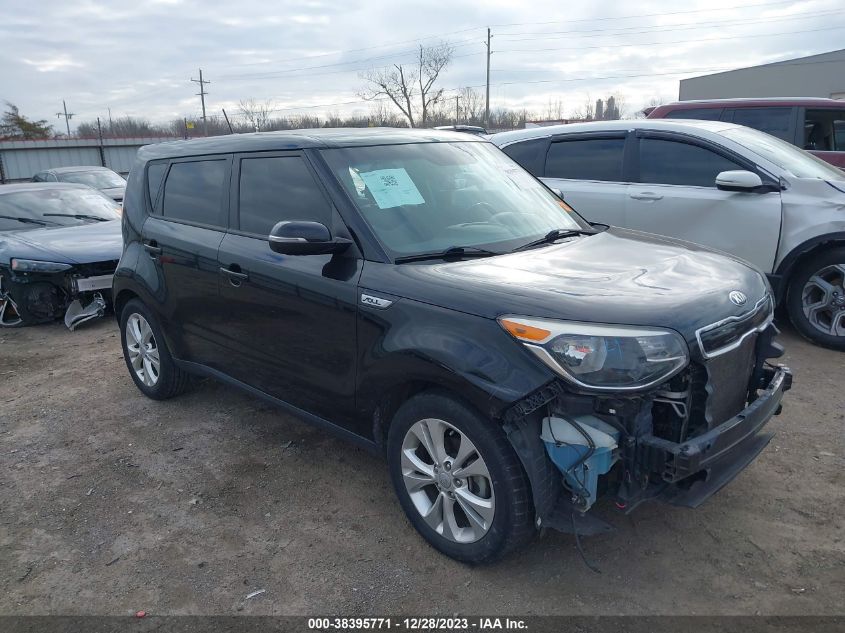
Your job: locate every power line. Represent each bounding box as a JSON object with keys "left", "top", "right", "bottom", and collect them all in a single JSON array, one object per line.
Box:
[
  {"left": 495, "top": 8, "right": 845, "bottom": 42},
  {"left": 497, "top": 23, "right": 845, "bottom": 54},
  {"left": 488, "top": 0, "right": 803, "bottom": 28}
]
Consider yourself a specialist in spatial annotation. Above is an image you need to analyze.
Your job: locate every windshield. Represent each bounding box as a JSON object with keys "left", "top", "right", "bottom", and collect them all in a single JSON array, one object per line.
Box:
[
  {"left": 320, "top": 141, "right": 585, "bottom": 258},
  {"left": 57, "top": 170, "right": 126, "bottom": 189},
  {"left": 720, "top": 126, "right": 845, "bottom": 181},
  {"left": 0, "top": 188, "right": 121, "bottom": 231}
]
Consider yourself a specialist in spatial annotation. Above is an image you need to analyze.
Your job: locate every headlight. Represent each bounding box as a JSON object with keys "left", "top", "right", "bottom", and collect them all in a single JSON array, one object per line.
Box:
[
  {"left": 10, "top": 258, "right": 73, "bottom": 273},
  {"left": 499, "top": 316, "right": 689, "bottom": 391}
]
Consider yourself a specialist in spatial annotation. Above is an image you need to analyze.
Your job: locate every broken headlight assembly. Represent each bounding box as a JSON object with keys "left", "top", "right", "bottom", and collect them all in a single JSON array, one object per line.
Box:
[
  {"left": 10, "top": 258, "right": 73, "bottom": 273},
  {"left": 499, "top": 316, "right": 689, "bottom": 391}
]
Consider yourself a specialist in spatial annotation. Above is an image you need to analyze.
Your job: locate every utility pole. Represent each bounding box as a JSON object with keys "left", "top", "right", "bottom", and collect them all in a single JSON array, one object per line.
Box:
[
  {"left": 56, "top": 99, "right": 74, "bottom": 136},
  {"left": 455, "top": 94, "right": 460, "bottom": 125},
  {"left": 485, "top": 28, "right": 492, "bottom": 128},
  {"left": 191, "top": 69, "right": 210, "bottom": 136},
  {"left": 222, "top": 108, "right": 234, "bottom": 134}
]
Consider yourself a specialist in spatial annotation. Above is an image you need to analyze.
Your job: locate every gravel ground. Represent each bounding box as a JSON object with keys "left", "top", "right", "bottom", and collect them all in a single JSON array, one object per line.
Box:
[{"left": 0, "top": 317, "right": 842, "bottom": 616}]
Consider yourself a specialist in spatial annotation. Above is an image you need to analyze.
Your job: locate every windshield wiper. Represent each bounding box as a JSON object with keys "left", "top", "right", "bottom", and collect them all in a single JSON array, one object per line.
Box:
[
  {"left": 0, "top": 215, "right": 50, "bottom": 226},
  {"left": 394, "top": 245, "right": 500, "bottom": 264},
  {"left": 43, "top": 213, "right": 109, "bottom": 222},
  {"left": 513, "top": 228, "right": 597, "bottom": 252}
]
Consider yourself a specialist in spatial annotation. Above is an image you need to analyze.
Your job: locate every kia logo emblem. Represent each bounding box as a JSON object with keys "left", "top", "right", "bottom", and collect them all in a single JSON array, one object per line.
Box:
[{"left": 729, "top": 291, "right": 747, "bottom": 306}]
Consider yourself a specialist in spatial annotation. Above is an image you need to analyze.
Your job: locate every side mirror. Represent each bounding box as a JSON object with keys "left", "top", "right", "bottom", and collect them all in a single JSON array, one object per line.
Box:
[
  {"left": 268, "top": 221, "right": 351, "bottom": 255},
  {"left": 715, "top": 170, "right": 764, "bottom": 192}
]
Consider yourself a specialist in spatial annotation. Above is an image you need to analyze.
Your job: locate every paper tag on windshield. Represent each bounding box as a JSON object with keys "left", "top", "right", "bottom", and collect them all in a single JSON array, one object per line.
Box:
[{"left": 358, "top": 168, "right": 425, "bottom": 209}]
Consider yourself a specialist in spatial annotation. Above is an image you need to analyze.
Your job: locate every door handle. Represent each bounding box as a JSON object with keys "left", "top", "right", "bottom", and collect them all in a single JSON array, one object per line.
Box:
[
  {"left": 629, "top": 192, "right": 664, "bottom": 201},
  {"left": 220, "top": 266, "right": 249, "bottom": 285},
  {"left": 143, "top": 241, "right": 162, "bottom": 257}
]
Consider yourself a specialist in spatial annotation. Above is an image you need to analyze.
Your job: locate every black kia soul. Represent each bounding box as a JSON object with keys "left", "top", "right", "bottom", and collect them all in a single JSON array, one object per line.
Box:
[{"left": 114, "top": 129, "right": 792, "bottom": 563}]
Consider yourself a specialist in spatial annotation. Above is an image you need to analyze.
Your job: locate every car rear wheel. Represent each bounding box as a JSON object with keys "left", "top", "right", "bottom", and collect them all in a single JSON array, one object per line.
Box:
[
  {"left": 119, "top": 298, "right": 190, "bottom": 399},
  {"left": 386, "top": 392, "right": 535, "bottom": 564},
  {"left": 786, "top": 248, "right": 845, "bottom": 351}
]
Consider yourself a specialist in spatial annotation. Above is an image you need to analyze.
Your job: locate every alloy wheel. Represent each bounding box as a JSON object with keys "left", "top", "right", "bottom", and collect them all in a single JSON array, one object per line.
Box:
[
  {"left": 125, "top": 313, "right": 161, "bottom": 387},
  {"left": 400, "top": 418, "right": 495, "bottom": 543},
  {"left": 801, "top": 263, "right": 845, "bottom": 338},
  {"left": 0, "top": 277, "right": 23, "bottom": 327}
]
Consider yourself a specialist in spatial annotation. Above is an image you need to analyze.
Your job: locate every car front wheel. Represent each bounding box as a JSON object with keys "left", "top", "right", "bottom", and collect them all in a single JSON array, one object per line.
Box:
[
  {"left": 386, "top": 392, "right": 535, "bottom": 564},
  {"left": 786, "top": 248, "right": 845, "bottom": 351}
]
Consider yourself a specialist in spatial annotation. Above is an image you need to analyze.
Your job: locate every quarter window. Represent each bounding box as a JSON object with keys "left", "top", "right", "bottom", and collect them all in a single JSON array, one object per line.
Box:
[
  {"left": 161, "top": 159, "right": 227, "bottom": 226},
  {"left": 638, "top": 138, "right": 743, "bottom": 187},
  {"left": 146, "top": 162, "right": 168, "bottom": 211},
  {"left": 728, "top": 107, "right": 792, "bottom": 141},
  {"left": 238, "top": 156, "right": 332, "bottom": 236},
  {"left": 545, "top": 138, "right": 625, "bottom": 182}
]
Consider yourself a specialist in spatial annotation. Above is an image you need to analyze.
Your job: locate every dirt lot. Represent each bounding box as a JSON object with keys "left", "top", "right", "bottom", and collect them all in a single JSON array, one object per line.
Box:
[{"left": 0, "top": 317, "right": 842, "bottom": 616}]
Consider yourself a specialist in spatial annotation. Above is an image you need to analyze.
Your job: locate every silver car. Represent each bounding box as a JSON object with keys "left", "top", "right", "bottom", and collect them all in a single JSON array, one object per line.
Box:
[{"left": 493, "top": 120, "right": 845, "bottom": 350}]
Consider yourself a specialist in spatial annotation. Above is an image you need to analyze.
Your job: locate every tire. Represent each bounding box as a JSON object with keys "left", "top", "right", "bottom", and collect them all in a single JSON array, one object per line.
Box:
[
  {"left": 386, "top": 391, "right": 535, "bottom": 564},
  {"left": 119, "top": 298, "right": 190, "bottom": 399},
  {"left": 786, "top": 248, "right": 845, "bottom": 351}
]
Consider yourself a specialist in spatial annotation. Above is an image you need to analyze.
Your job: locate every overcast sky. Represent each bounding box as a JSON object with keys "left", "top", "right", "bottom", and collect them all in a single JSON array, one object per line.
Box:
[{"left": 1, "top": 0, "right": 843, "bottom": 130}]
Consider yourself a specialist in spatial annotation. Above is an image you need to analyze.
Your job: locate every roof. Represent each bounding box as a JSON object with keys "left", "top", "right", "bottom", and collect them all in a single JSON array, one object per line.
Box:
[
  {"left": 42, "top": 165, "right": 117, "bottom": 174},
  {"left": 0, "top": 182, "right": 89, "bottom": 194},
  {"left": 653, "top": 97, "right": 845, "bottom": 109},
  {"left": 490, "top": 119, "right": 740, "bottom": 145},
  {"left": 138, "top": 127, "right": 485, "bottom": 161}
]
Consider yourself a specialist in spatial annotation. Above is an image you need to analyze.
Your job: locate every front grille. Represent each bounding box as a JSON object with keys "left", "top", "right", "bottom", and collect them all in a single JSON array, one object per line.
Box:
[
  {"left": 701, "top": 333, "right": 758, "bottom": 428},
  {"left": 697, "top": 295, "right": 773, "bottom": 358}
]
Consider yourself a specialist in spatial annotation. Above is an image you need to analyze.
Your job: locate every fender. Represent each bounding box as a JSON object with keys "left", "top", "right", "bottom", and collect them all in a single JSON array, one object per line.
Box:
[
  {"left": 773, "top": 232, "right": 845, "bottom": 301},
  {"left": 355, "top": 296, "right": 555, "bottom": 442}
]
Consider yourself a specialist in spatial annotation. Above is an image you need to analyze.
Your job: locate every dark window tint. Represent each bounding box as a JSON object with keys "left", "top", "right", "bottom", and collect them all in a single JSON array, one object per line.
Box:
[
  {"left": 146, "top": 162, "right": 167, "bottom": 211},
  {"left": 238, "top": 156, "right": 332, "bottom": 236},
  {"left": 500, "top": 137, "right": 547, "bottom": 176},
  {"left": 161, "top": 160, "right": 227, "bottom": 226},
  {"left": 639, "top": 138, "right": 742, "bottom": 187},
  {"left": 729, "top": 107, "right": 792, "bottom": 140},
  {"left": 803, "top": 108, "right": 845, "bottom": 151},
  {"left": 664, "top": 107, "right": 724, "bottom": 121},
  {"left": 546, "top": 138, "right": 625, "bottom": 181}
]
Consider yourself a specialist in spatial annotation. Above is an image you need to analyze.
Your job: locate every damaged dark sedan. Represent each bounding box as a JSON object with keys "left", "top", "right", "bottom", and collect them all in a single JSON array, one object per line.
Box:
[
  {"left": 114, "top": 129, "right": 792, "bottom": 563},
  {"left": 0, "top": 183, "right": 122, "bottom": 329}
]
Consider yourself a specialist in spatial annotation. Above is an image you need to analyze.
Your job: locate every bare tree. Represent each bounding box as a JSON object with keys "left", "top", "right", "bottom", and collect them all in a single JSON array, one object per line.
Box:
[
  {"left": 238, "top": 98, "right": 276, "bottom": 131},
  {"left": 459, "top": 87, "right": 483, "bottom": 124},
  {"left": 571, "top": 93, "right": 595, "bottom": 121},
  {"left": 360, "top": 42, "right": 453, "bottom": 128}
]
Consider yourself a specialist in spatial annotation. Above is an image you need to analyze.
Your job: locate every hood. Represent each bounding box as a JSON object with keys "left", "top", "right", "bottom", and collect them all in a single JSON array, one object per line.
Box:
[
  {"left": 0, "top": 220, "right": 123, "bottom": 266},
  {"left": 101, "top": 186, "right": 126, "bottom": 201},
  {"left": 362, "top": 228, "right": 770, "bottom": 344}
]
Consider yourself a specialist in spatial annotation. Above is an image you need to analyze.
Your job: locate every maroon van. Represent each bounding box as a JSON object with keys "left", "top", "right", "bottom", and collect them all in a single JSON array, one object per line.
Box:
[{"left": 647, "top": 98, "right": 845, "bottom": 168}]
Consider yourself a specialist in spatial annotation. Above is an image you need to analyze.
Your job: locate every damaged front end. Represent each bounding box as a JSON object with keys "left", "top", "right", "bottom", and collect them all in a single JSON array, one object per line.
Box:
[
  {"left": 0, "top": 259, "right": 117, "bottom": 330},
  {"left": 501, "top": 305, "right": 792, "bottom": 536}
]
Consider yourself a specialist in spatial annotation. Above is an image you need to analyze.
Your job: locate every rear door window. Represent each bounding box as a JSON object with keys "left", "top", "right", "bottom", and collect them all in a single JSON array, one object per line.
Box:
[
  {"left": 727, "top": 107, "right": 792, "bottom": 141},
  {"left": 545, "top": 137, "right": 625, "bottom": 182},
  {"left": 803, "top": 108, "right": 845, "bottom": 151},
  {"left": 161, "top": 159, "right": 228, "bottom": 226},
  {"left": 237, "top": 155, "right": 332, "bottom": 236},
  {"left": 638, "top": 138, "right": 743, "bottom": 187}
]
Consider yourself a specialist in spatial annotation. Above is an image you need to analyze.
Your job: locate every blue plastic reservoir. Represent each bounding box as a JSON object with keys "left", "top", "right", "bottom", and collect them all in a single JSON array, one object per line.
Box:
[{"left": 541, "top": 415, "right": 620, "bottom": 510}]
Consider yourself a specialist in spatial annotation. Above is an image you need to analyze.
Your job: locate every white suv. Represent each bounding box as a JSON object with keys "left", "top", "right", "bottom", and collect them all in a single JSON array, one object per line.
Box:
[{"left": 492, "top": 120, "right": 845, "bottom": 350}]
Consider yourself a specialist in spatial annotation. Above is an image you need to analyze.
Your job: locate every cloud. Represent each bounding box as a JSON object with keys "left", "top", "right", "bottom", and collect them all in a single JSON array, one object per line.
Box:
[
  {"left": 1, "top": 0, "right": 842, "bottom": 126},
  {"left": 21, "top": 54, "right": 84, "bottom": 72}
]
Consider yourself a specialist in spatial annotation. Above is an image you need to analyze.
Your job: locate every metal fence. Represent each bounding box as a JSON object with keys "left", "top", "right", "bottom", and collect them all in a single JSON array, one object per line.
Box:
[{"left": 0, "top": 137, "right": 179, "bottom": 183}]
